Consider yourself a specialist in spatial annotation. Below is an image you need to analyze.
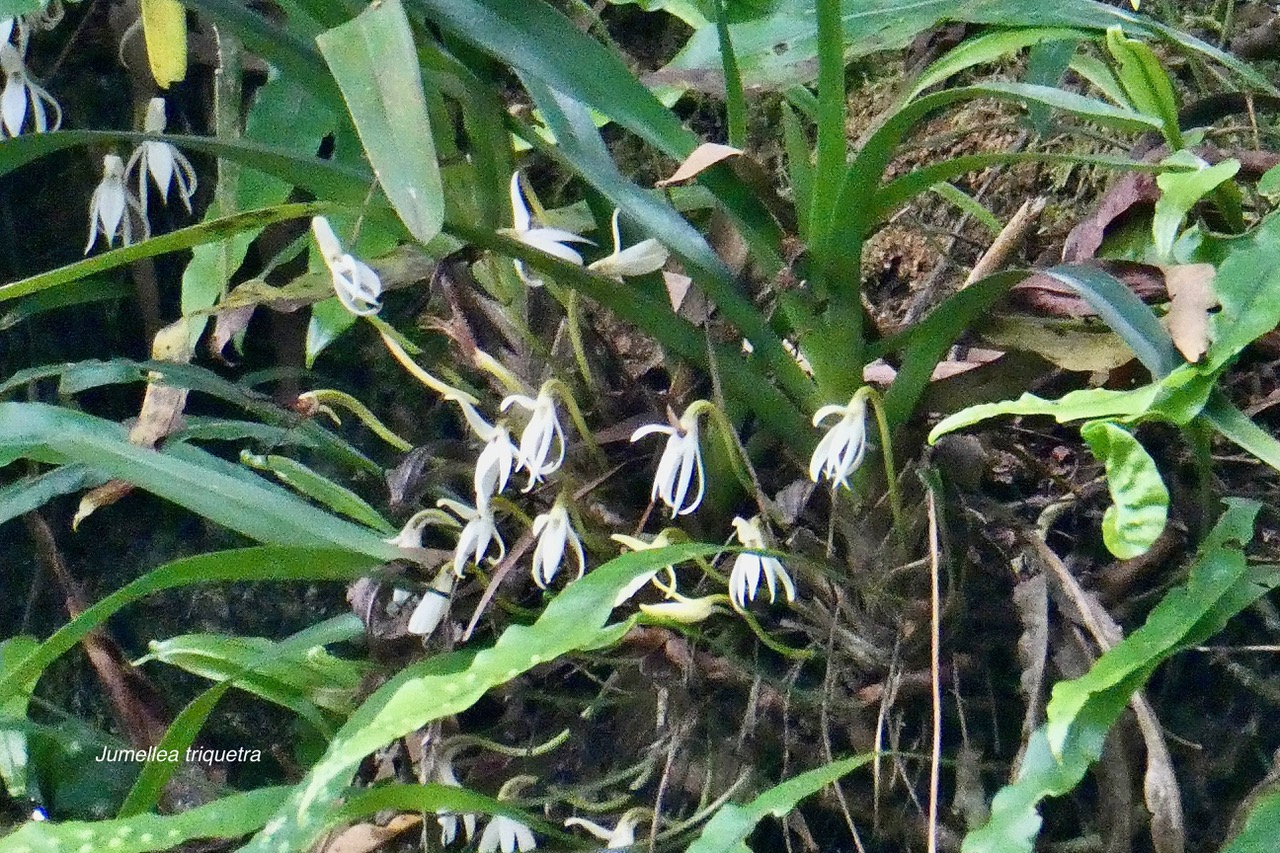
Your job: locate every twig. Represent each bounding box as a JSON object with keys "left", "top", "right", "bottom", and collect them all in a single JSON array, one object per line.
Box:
[
  {"left": 821, "top": 589, "right": 868, "bottom": 853},
  {"left": 925, "top": 488, "right": 943, "bottom": 853},
  {"left": 962, "top": 196, "right": 1047, "bottom": 288}
]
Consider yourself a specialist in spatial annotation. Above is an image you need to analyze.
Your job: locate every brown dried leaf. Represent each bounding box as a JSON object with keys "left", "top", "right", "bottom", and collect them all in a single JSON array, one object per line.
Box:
[
  {"left": 1012, "top": 574, "right": 1049, "bottom": 745},
  {"left": 655, "top": 143, "right": 743, "bottom": 187},
  {"left": 1161, "top": 263, "right": 1218, "bottom": 363},
  {"left": 75, "top": 320, "right": 194, "bottom": 526},
  {"left": 1135, "top": 701, "right": 1187, "bottom": 853},
  {"left": 314, "top": 814, "right": 421, "bottom": 853},
  {"left": 210, "top": 305, "right": 255, "bottom": 362},
  {"left": 1062, "top": 172, "right": 1161, "bottom": 263}
]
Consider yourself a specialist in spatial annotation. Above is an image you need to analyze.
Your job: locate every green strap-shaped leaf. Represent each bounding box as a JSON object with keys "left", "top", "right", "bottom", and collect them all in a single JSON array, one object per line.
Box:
[
  {"left": 0, "top": 637, "right": 40, "bottom": 804},
  {"left": 1080, "top": 421, "right": 1168, "bottom": 560},
  {"left": 0, "top": 465, "right": 109, "bottom": 527},
  {"left": 1105, "top": 26, "right": 1182, "bottom": 146},
  {"left": 909, "top": 26, "right": 1090, "bottom": 101},
  {"left": 0, "top": 786, "right": 290, "bottom": 853},
  {"left": 686, "top": 755, "right": 872, "bottom": 853},
  {"left": 410, "top": 0, "right": 695, "bottom": 158},
  {"left": 119, "top": 615, "right": 366, "bottom": 817},
  {"left": 317, "top": 0, "right": 443, "bottom": 245},
  {"left": 239, "top": 452, "right": 395, "bottom": 533},
  {"left": 658, "top": 0, "right": 1274, "bottom": 94},
  {"left": 0, "top": 203, "right": 330, "bottom": 304},
  {"left": 927, "top": 364, "right": 1215, "bottom": 442},
  {"left": 2, "top": 357, "right": 378, "bottom": 476},
  {"left": 0, "top": 403, "right": 401, "bottom": 561},
  {"left": 230, "top": 542, "right": 721, "bottom": 853}
]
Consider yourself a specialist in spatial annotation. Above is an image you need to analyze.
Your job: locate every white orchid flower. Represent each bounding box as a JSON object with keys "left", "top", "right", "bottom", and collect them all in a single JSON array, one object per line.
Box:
[
  {"left": 433, "top": 751, "right": 478, "bottom": 846},
  {"left": 728, "top": 516, "right": 795, "bottom": 612},
  {"left": 0, "top": 39, "right": 60, "bottom": 137},
  {"left": 505, "top": 171, "right": 591, "bottom": 287},
  {"left": 382, "top": 510, "right": 461, "bottom": 637},
  {"left": 530, "top": 500, "right": 586, "bottom": 589},
  {"left": 439, "top": 498, "right": 505, "bottom": 578},
  {"left": 1, "top": 18, "right": 27, "bottom": 51},
  {"left": 478, "top": 814, "right": 537, "bottom": 853},
  {"left": 406, "top": 566, "right": 457, "bottom": 637},
  {"left": 85, "top": 154, "right": 146, "bottom": 253},
  {"left": 126, "top": 97, "right": 197, "bottom": 218},
  {"left": 500, "top": 385, "right": 566, "bottom": 491},
  {"left": 564, "top": 808, "right": 646, "bottom": 849},
  {"left": 630, "top": 402, "right": 708, "bottom": 517},
  {"left": 588, "top": 209, "right": 669, "bottom": 279},
  {"left": 453, "top": 399, "right": 521, "bottom": 502},
  {"left": 809, "top": 389, "right": 870, "bottom": 491},
  {"left": 310, "top": 216, "right": 383, "bottom": 316}
]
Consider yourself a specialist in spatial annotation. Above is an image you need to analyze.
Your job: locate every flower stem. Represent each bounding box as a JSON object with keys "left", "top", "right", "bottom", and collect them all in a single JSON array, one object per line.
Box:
[
  {"left": 865, "top": 388, "right": 905, "bottom": 535},
  {"left": 545, "top": 378, "right": 606, "bottom": 466}
]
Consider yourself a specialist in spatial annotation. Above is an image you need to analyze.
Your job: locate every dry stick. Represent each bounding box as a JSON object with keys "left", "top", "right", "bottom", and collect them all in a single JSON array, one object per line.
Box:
[
  {"left": 461, "top": 530, "right": 534, "bottom": 643},
  {"left": 648, "top": 729, "right": 683, "bottom": 853},
  {"left": 962, "top": 196, "right": 1048, "bottom": 288},
  {"left": 925, "top": 488, "right": 943, "bottom": 853}
]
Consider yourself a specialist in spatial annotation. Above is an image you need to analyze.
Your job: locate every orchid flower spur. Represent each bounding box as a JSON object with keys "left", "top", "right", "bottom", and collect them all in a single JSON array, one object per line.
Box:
[
  {"left": 504, "top": 170, "right": 591, "bottom": 287},
  {"left": 311, "top": 216, "right": 382, "bottom": 316},
  {"left": 588, "top": 209, "right": 669, "bottom": 279},
  {"left": 85, "top": 154, "right": 145, "bottom": 253},
  {"left": 530, "top": 499, "right": 586, "bottom": 589},
  {"left": 640, "top": 591, "right": 726, "bottom": 624},
  {"left": 563, "top": 808, "right": 647, "bottom": 849},
  {"left": 126, "top": 97, "right": 197, "bottom": 218},
  {"left": 630, "top": 401, "right": 710, "bottom": 517},
  {"left": 0, "top": 37, "right": 60, "bottom": 137},
  {"left": 439, "top": 498, "right": 505, "bottom": 578},
  {"left": 728, "top": 516, "right": 796, "bottom": 612},
  {"left": 500, "top": 383, "right": 566, "bottom": 491},
  {"left": 384, "top": 510, "right": 461, "bottom": 637},
  {"left": 809, "top": 388, "right": 870, "bottom": 491}
]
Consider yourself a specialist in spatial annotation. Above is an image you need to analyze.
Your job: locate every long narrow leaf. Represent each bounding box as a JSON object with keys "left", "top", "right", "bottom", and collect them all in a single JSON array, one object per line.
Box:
[
  {"left": 0, "top": 547, "right": 381, "bottom": 702},
  {"left": 686, "top": 755, "right": 873, "bottom": 853},
  {"left": 1040, "top": 263, "right": 1182, "bottom": 377},
  {"left": 318, "top": 0, "right": 444, "bottom": 245},
  {"left": 2, "top": 786, "right": 290, "bottom": 852},
  {"left": 0, "top": 403, "right": 400, "bottom": 559},
  {"left": 0, "top": 204, "right": 329, "bottom": 303}
]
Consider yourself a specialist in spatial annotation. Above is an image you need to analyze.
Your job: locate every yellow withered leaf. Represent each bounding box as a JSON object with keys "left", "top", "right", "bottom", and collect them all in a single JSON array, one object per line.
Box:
[{"left": 141, "top": 0, "right": 188, "bottom": 88}]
